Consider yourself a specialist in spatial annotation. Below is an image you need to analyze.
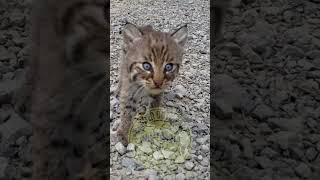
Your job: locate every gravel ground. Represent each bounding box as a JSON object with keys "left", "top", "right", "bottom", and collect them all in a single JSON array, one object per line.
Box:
[
  {"left": 212, "top": 0, "right": 320, "bottom": 179},
  {"left": 110, "top": 0, "right": 210, "bottom": 179},
  {"left": 0, "top": 0, "right": 32, "bottom": 179},
  {"left": 0, "top": 0, "right": 32, "bottom": 180}
]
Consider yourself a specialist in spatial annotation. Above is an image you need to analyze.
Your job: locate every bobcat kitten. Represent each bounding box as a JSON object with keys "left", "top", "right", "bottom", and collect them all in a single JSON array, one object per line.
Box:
[{"left": 116, "top": 23, "right": 188, "bottom": 145}]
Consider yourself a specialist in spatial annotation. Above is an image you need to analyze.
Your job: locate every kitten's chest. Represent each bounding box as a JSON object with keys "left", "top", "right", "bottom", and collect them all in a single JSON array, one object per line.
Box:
[{"left": 121, "top": 83, "right": 155, "bottom": 108}]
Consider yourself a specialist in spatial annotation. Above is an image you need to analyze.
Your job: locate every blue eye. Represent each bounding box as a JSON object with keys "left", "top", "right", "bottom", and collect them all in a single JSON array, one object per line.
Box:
[
  {"left": 165, "top": 63, "right": 173, "bottom": 72},
  {"left": 143, "top": 62, "right": 152, "bottom": 71}
]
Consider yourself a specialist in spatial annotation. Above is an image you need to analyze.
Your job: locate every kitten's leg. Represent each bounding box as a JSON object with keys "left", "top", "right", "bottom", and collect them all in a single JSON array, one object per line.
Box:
[
  {"left": 117, "top": 88, "right": 141, "bottom": 145},
  {"left": 117, "top": 87, "right": 152, "bottom": 145},
  {"left": 117, "top": 100, "right": 134, "bottom": 146}
]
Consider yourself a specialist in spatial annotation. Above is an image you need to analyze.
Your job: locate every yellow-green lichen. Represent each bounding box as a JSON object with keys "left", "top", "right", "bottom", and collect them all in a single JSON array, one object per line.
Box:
[{"left": 128, "top": 107, "right": 192, "bottom": 173}]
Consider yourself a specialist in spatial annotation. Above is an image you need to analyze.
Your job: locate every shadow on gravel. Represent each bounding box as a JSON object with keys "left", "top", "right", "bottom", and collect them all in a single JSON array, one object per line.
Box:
[{"left": 211, "top": 0, "right": 320, "bottom": 180}]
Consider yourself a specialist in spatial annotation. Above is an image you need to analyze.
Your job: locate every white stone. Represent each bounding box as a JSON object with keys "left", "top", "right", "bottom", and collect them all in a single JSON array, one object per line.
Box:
[
  {"left": 115, "top": 142, "right": 126, "bottom": 155},
  {"left": 185, "top": 161, "right": 194, "bottom": 170},
  {"left": 161, "top": 150, "right": 174, "bottom": 159},
  {"left": 153, "top": 151, "right": 164, "bottom": 160},
  {"left": 127, "top": 143, "right": 135, "bottom": 151}
]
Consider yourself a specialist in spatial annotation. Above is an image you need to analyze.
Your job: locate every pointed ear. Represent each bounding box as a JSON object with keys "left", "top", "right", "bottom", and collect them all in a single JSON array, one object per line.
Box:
[
  {"left": 171, "top": 25, "right": 188, "bottom": 47},
  {"left": 123, "top": 22, "right": 142, "bottom": 45}
]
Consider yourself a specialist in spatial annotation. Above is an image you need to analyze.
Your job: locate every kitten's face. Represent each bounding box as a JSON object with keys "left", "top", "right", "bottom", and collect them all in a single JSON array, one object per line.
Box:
[
  {"left": 123, "top": 23, "right": 188, "bottom": 95},
  {"left": 128, "top": 39, "right": 181, "bottom": 95}
]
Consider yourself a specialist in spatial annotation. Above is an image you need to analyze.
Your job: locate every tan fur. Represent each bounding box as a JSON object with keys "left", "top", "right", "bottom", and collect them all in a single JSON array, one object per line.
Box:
[{"left": 116, "top": 23, "right": 188, "bottom": 145}]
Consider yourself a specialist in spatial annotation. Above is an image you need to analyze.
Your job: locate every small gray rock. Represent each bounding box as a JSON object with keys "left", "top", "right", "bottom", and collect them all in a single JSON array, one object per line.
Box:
[
  {"left": 197, "top": 155, "right": 203, "bottom": 161},
  {"left": 200, "top": 158, "right": 209, "bottom": 167},
  {"left": 127, "top": 143, "right": 135, "bottom": 151},
  {"left": 230, "top": 144, "right": 241, "bottom": 159},
  {"left": 201, "top": 144, "right": 210, "bottom": 153},
  {"left": 259, "top": 123, "right": 272, "bottom": 135},
  {"left": 0, "top": 48, "right": 15, "bottom": 62},
  {"left": 0, "top": 112, "right": 32, "bottom": 142},
  {"left": 148, "top": 174, "right": 159, "bottom": 180},
  {"left": 252, "top": 104, "right": 275, "bottom": 120},
  {"left": 161, "top": 149, "right": 174, "bottom": 159},
  {"left": 185, "top": 171, "right": 195, "bottom": 179},
  {"left": 175, "top": 85, "right": 187, "bottom": 98},
  {"left": 307, "top": 50, "right": 320, "bottom": 59},
  {"left": 153, "top": 151, "right": 164, "bottom": 160},
  {"left": 281, "top": 45, "right": 305, "bottom": 58},
  {"left": 214, "top": 99, "right": 233, "bottom": 119},
  {"left": 256, "top": 156, "right": 273, "bottom": 169},
  {"left": 145, "top": 169, "right": 157, "bottom": 176},
  {"left": 196, "top": 136, "right": 208, "bottom": 144},
  {"left": 112, "top": 119, "right": 120, "bottom": 131},
  {"left": 16, "top": 136, "right": 27, "bottom": 145},
  {"left": 0, "top": 157, "right": 8, "bottom": 179},
  {"left": 240, "top": 138, "right": 253, "bottom": 159},
  {"left": 110, "top": 175, "right": 123, "bottom": 180},
  {"left": 126, "top": 152, "right": 135, "bottom": 158},
  {"left": 184, "top": 161, "right": 194, "bottom": 170},
  {"left": 295, "top": 163, "right": 311, "bottom": 178},
  {"left": 261, "top": 147, "right": 278, "bottom": 158},
  {"left": 219, "top": 42, "right": 241, "bottom": 56},
  {"left": 268, "top": 117, "right": 303, "bottom": 132},
  {"left": 316, "top": 142, "right": 320, "bottom": 152},
  {"left": 121, "top": 157, "right": 136, "bottom": 170},
  {"left": 139, "top": 142, "right": 153, "bottom": 154},
  {"left": 188, "top": 0, "right": 194, "bottom": 4},
  {"left": 115, "top": 142, "right": 126, "bottom": 155},
  {"left": 176, "top": 173, "right": 186, "bottom": 180},
  {"left": 267, "top": 131, "right": 296, "bottom": 150},
  {"left": 0, "top": 108, "right": 10, "bottom": 123},
  {"left": 163, "top": 174, "right": 176, "bottom": 180},
  {"left": 305, "top": 147, "right": 318, "bottom": 161},
  {"left": 0, "top": 91, "right": 11, "bottom": 108}
]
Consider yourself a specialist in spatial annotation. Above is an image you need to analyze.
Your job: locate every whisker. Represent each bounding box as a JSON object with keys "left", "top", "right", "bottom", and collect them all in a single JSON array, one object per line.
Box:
[{"left": 132, "top": 84, "right": 145, "bottom": 99}]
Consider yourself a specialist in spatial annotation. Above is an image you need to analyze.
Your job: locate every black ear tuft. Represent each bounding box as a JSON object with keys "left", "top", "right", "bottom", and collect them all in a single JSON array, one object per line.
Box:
[{"left": 171, "top": 24, "right": 188, "bottom": 47}]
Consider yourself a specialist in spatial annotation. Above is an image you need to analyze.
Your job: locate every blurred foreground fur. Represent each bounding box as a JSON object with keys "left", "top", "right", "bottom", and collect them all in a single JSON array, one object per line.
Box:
[{"left": 27, "top": 0, "right": 109, "bottom": 179}]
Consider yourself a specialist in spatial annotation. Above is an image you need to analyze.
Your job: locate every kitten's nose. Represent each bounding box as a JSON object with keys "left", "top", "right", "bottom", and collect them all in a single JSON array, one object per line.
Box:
[{"left": 154, "top": 80, "right": 163, "bottom": 87}]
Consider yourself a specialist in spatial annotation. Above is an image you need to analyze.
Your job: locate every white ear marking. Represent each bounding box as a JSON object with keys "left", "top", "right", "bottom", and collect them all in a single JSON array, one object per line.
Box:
[{"left": 123, "top": 23, "right": 142, "bottom": 44}]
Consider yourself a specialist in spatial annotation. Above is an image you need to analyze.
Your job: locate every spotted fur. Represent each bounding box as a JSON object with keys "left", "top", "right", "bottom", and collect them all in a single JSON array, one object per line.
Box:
[{"left": 116, "top": 23, "right": 188, "bottom": 145}]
